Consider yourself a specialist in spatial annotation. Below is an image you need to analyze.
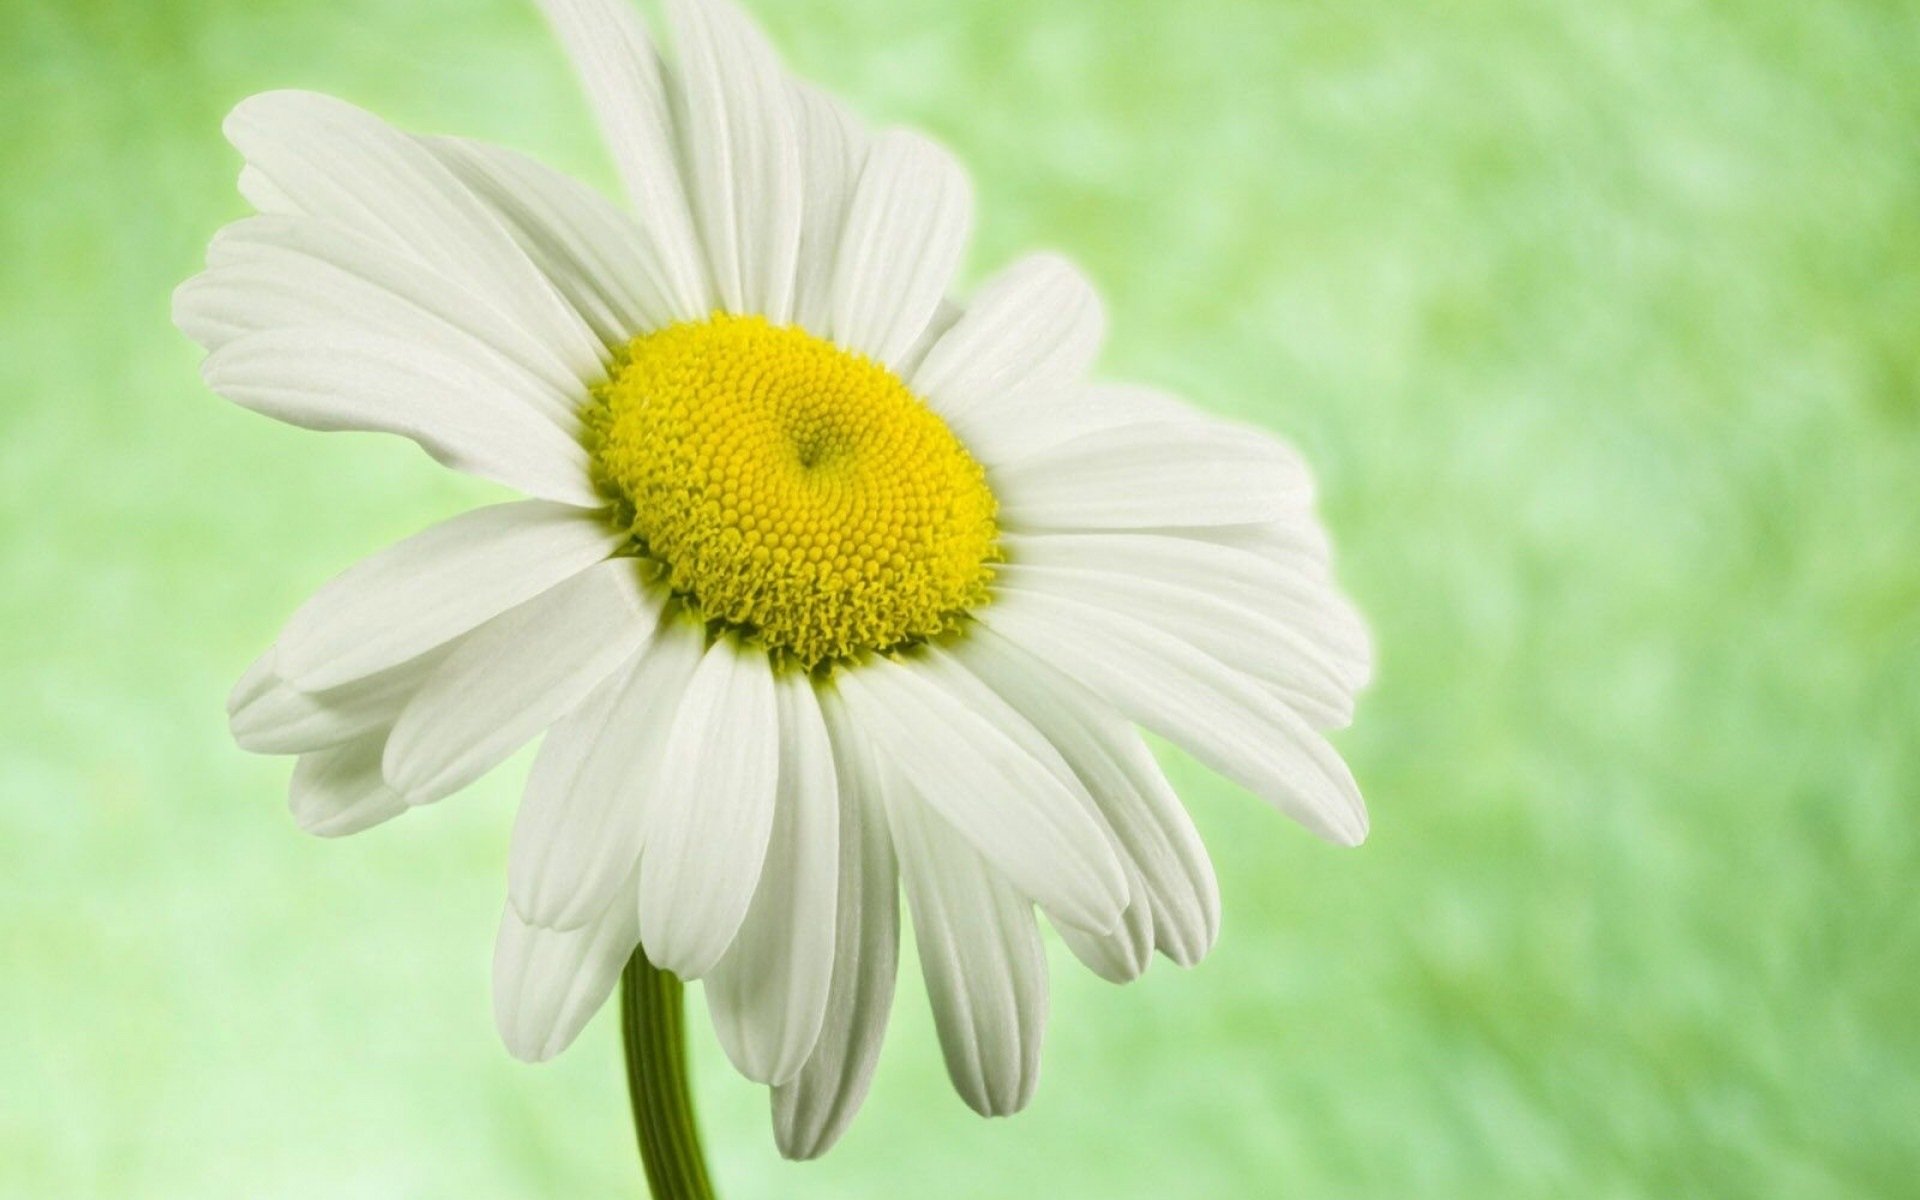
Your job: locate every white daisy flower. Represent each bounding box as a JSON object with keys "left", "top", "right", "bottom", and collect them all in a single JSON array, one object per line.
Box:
[{"left": 180, "top": 0, "right": 1371, "bottom": 1162}]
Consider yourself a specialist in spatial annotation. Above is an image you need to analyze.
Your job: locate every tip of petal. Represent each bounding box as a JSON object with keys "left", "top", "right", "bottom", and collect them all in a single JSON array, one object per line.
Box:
[
  {"left": 498, "top": 1026, "right": 563, "bottom": 1065},
  {"left": 380, "top": 738, "right": 451, "bottom": 807},
  {"left": 227, "top": 650, "right": 276, "bottom": 714},
  {"left": 959, "top": 1078, "right": 1038, "bottom": 1119},
  {"left": 1327, "top": 798, "right": 1370, "bottom": 847},
  {"left": 288, "top": 796, "right": 403, "bottom": 840},
  {"left": 774, "top": 1133, "right": 828, "bottom": 1162},
  {"left": 171, "top": 274, "right": 215, "bottom": 349},
  {"left": 635, "top": 933, "right": 721, "bottom": 983},
  {"left": 771, "top": 1087, "right": 846, "bottom": 1161}
]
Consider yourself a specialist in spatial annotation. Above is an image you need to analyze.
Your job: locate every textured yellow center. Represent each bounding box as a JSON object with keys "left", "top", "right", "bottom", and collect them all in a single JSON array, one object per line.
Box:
[{"left": 586, "top": 314, "right": 998, "bottom": 666}]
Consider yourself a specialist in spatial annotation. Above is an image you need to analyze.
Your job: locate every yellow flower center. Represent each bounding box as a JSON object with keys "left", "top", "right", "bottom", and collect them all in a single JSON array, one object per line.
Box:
[{"left": 586, "top": 314, "right": 998, "bottom": 667}]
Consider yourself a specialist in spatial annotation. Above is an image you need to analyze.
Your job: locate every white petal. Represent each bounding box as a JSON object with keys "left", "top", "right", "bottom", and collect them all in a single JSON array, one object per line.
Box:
[
  {"left": 1047, "top": 379, "right": 1193, "bottom": 430},
  {"left": 915, "top": 644, "right": 1152, "bottom": 981},
  {"left": 913, "top": 254, "right": 1104, "bottom": 422},
  {"left": 1004, "top": 530, "right": 1371, "bottom": 690},
  {"left": 510, "top": 616, "right": 705, "bottom": 930},
  {"left": 637, "top": 637, "right": 781, "bottom": 979},
  {"left": 227, "top": 650, "right": 278, "bottom": 719},
  {"left": 789, "top": 85, "right": 869, "bottom": 340},
  {"left": 770, "top": 687, "right": 901, "bottom": 1160},
  {"left": 667, "top": 0, "right": 803, "bottom": 321},
  {"left": 992, "top": 418, "right": 1307, "bottom": 531},
  {"left": 967, "top": 381, "right": 1210, "bottom": 464},
  {"left": 181, "top": 214, "right": 594, "bottom": 420},
  {"left": 969, "top": 387, "right": 1318, "bottom": 517},
  {"left": 237, "top": 164, "right": 298, "bottom": 214},
  {"left": 834, "top": 654, "right": 1127, "bottom": 934},
  {"left": 384, "top": 560, "right": 661, "bottom": 803},
  {"left": 955, "top": 628, "right": 1220, "bottom": 966},
  {"left": 201, "top": 327, "right": 600, "bottom": 507},
  {"left": 979, "top": 587, "right": 1369, "bottom": 846},
  {"left": 896, "top": 296, "right": 965, "bottom": 382},
  {"left": 910, "top": 644, "right": 1134, "bottom": 916},
  {"left": 277, "top": 501, "right": 624, "bottom": 692},
  {"left": 911, "top": 646, "right": 1088, "bottom": 786},
  {"left": 829, "top": 130, "right": 972, "bottom": 369},
  {"left": 705, "top": 672, "right": 840, "bottom": 1085},
  {"left": 1196, "top": 516, "right": 1336, "bottom": 571},
  {"left": 995, "top": 563, "right": 1354, "bottom": 729},
  {"left": 884, "top": 777, "right": 1047, "bottom": 1117},
  {"left": 493, "top": 878, "right": 640, "bottom": 1062},
  {"left": 423, "top": 136, "right": 680, "bottom": 343},
  {"left": 288, "top": 730, "right": 409, "bottom": 838},
  {"left": 222, "top": 90, "right": 605, "bottom": 379},
  {"left": 1055, "top": 858, "right": 1154, "bottom": 984},
  {"left": 536, "top": 0, "right": 711, "bottom": 318},
  {"left": 231, "top": 645, "right": 452, "bottom": 755}
]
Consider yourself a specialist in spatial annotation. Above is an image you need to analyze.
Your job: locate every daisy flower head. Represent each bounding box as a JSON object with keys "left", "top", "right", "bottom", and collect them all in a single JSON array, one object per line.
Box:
[{"left": 180, "top": 0, "right": 1372, "bottom": 1162}]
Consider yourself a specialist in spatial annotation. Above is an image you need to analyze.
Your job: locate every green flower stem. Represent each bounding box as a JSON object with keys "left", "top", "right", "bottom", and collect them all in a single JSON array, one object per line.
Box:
[{"left": 620, "top": 951, "right": 717, "bottom": 1200}]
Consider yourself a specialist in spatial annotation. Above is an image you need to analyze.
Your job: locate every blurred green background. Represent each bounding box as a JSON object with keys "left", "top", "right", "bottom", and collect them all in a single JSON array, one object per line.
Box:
[{"left": 4, "top": 0, "right": 1917, "bottom": 1195}]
